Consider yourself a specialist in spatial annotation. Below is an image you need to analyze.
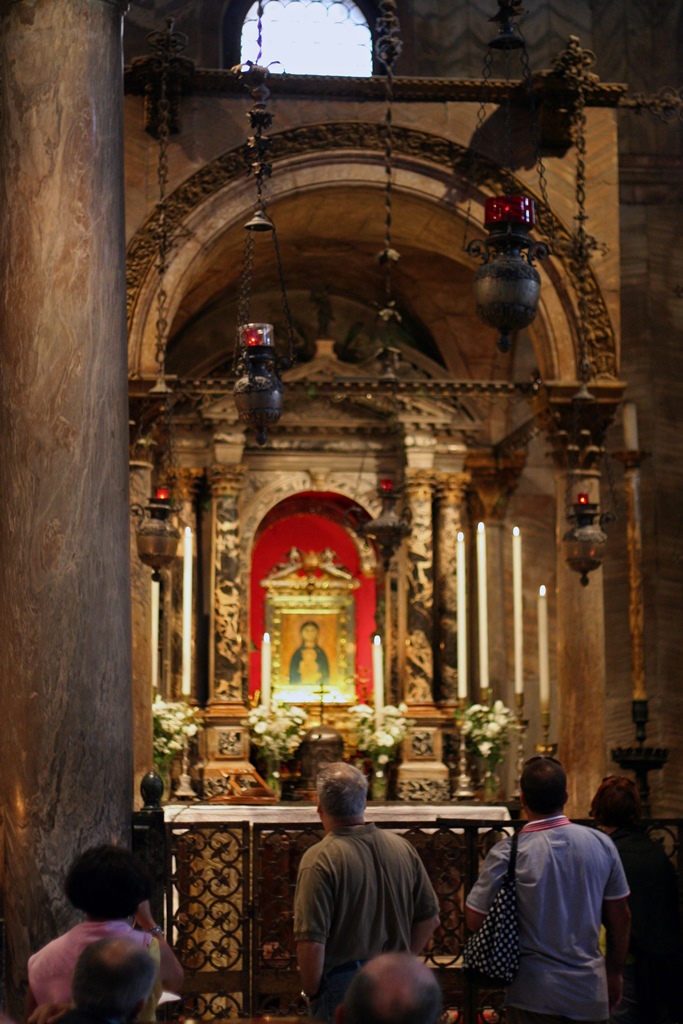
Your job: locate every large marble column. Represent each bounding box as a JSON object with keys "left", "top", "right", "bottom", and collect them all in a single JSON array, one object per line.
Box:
[
  {"left": 435, "top": 473, "right": 470, "bottom": 705},
  {"left": 130, "top": 459, "right": 154, "bottom": 809},
  {"left": 0, "top": 0, "right": 131, "bottom": 1013},
  {"left": 533, "top": 383, "right": 623, "bottom": 816},
  {"left": 555, "top": 465, "right": 607, "bottom": 816}
]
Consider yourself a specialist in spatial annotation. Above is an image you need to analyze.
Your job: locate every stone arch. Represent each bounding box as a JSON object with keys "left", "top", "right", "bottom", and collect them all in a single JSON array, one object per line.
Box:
[{"left": 126, "top": 121, "right": 618, "bottom": 384}]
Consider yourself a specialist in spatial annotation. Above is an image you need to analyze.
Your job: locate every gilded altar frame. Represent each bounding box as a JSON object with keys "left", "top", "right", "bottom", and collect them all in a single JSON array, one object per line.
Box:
[{"left": 261, "top": 549, "right": 360, "bottom": 705}]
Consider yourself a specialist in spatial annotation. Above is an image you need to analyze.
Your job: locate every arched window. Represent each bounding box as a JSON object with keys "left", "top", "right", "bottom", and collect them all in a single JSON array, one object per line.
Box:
[{"left": 239, "top": 0, "right": 374, "bottom": 77}]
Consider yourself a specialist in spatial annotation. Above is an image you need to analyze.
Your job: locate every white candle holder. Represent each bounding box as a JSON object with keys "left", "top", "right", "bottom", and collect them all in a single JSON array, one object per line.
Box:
[
  {"left": 535, "top": 708, "right": 558, "bottom": 757},
  {"left": 174, "top": 735, "right": 196, "bottom": 799},
  {"left": 454, "top": 699, "right": 475, "bottom": 800}
]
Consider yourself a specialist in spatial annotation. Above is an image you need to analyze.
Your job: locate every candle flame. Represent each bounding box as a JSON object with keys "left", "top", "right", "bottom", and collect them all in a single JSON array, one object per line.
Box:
[
  {"left": 477, "top": 522, "right": 485, "bottom": 533},
  {"left": 457, "top": 531, "right": 464, "bottom": 542},
  {"left": 539, "top": 585, "right": 546, "bottom": 597},
  {"left": 373, "top": 634, "right": 381, "bottom": 646},
  {"left": 513, "top": 526, "right": 520, "bottom": 536},
  {"left": 263, "top": 632, "right": 270, "bottom": 643},
  {"left": 185, "top": 525, "right": 192, "bottom": 536}
]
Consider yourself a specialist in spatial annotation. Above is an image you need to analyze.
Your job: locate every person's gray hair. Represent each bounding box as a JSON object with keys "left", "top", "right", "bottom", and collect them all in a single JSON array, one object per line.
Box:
[
  {"left": 72, "top": 937, "right": 157, "bottom": 1021},
  {"left": 316, "top": 761, "right": 368, "bottom": 818},
  {"left": 343, "top": 953, "right": 442, "bottom": 1024}
]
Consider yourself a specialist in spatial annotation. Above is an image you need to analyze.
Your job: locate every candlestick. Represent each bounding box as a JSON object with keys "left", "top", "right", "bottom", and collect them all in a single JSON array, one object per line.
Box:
[
  {"left": 372, "top": 635, "right": 384, "bottom": 727},
  {"left": 512, "top": 526, "right": 523, "bottom": 696},
  {"left": 454, "top": 697, "right": 475, "bottom": 800},
  {"left": 456, "top": 531, "right": 468, "bottom": 700},
  {"left": 476, "top": 522, "right": 489, "bottom": 698},
  {"left": 538, "top": 585, "right": 550, "bottom": 711},
  {"left": 261, "top": 632, "right": 272, "bottom": 710},
  {"left": 535, "top": 708, "right": 558, "bottom": 757},
  {"left": 174, "top": 735, "right": 196, "bottom": 799},
  {"left": 623, "top": 401, "right": 639, "bottom": 452},
  {"left": 181, "top": 526, "right": 193, "bottom": 697}
]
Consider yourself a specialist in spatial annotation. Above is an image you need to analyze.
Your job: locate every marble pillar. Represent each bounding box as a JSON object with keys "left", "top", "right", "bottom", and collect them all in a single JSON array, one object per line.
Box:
[
  {"left": 397, "top": 469, "right": 449, "bottom": 803},
  {"left": 403, "top": 470, "right": 436, "bottom": 704},
  {"left": 556, "top": 467, "right": 607, "bottom": 816},
  {"left": 209, "top": 466, "right": 246, "bottom": 705},
  {"left": 0, "top": 0, "right": 130, "bottom": 1013},
  {"left": 200, "top": 465, "right": 253, "bottom": 793},
  {"left": 435, "top": 473, "right": 470, "bottom": 705},
  {"left": 130, "top": 459, "right": 154, "bottom": 809}
]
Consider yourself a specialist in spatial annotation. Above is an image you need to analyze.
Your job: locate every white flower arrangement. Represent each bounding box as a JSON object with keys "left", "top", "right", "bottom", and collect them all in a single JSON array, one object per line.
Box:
[
  {"left": 152, "top": 695, "right": 202, "bottom": 771},
  {"left": 457, "top": 700, "right": 517, "bottom": 766},
  {"left": 243, "top": 700, "right": 308, "bottom": 762},
  {"left": 348, "top": 703, "right": 413, "bottom": 767}
]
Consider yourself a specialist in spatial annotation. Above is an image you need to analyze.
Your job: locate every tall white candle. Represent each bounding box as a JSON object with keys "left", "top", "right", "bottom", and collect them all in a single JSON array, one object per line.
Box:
[
  {"left": 476, "top": 522, "right": 489, "bottom": 698},
  {"left": 372, "top": 635, "right": 384, "bottom": 727},
  {"left": 151, "top": 578, "right": 160, "bottom": 691},
  {"left": 456, "top": 531, "right": 468, "bottom": 700},
  {"left": 538, "top": 585, "right": 550, "bottom": 711},
  {"left": 623, "top": 401, "right": 639, "bottom": 452},
  {"left": 261, "top": 633, "right": 272, "bottom": 710},
  {"left": 512, "top": 526, "right": 523, "bottom": 696},
  {"left": 181, "top": 526, "right": 193, "bottom": 697}
]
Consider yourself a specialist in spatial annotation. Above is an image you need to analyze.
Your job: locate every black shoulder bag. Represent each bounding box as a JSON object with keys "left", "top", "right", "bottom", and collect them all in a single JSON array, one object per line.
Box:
[{"left": 462, "top": 831, "right": 520, "bottom": 988}]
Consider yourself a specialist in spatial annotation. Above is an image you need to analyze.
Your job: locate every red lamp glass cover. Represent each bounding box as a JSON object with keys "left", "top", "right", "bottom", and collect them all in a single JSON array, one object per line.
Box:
[
  {"left": 484, "top": 195, "right": 535, "bottom": 228},
  {"left": 240, "top": 322, "right": 274, "bottom": 347},
  {"left": 155, "top": 486, "right": 170, "bottom": 501}
]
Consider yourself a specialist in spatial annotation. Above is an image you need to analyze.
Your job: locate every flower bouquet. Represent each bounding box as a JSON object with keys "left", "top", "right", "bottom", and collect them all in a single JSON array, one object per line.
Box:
[
  {"left": 348, "top": 702, "right": 413, "bottom": 800},
  {"left": 152, "top": 695, "right": 202, "bottom": 795},
  {"left": 457, "top": 700, "right": 517, "bottom": 801},
  {"left": 243, "top": 700, "right": 308, "bottom": 796}
]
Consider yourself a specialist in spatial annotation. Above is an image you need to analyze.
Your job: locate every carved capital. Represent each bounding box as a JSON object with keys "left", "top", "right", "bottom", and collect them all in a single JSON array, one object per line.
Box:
[
  {"left": 168, "top": 466, "right": 204, "bottom": 501},
  {"left": 531, "top": 381, "right": 625, "bottom": 471},
  {"left": 465, "top": 451, "right": 526, "bottom": 522},
  {"left": 404, "top": 469, "right": 437, "bottom": 503},
  {"left": 435, "top": 472, "right": 471, "bottom": 507},
  {"left": 208, "top": 464, "right": 246, "bottom": 498}
]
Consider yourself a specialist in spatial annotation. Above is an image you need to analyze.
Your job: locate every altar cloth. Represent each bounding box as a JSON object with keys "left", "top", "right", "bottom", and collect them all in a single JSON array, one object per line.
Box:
[{"left": 164, "top": 802, "right": 511, "bottom": 824}]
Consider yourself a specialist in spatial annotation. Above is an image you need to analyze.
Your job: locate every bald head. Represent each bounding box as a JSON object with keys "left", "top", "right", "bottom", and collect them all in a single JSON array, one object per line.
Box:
[
  {"left": 317, "top": 761, "right": 368, "bottom": 820},
  {"left": 339, "top": 954, "right": 442, "bottom": 1024},
  {"left": 72, "top": 937, "right": 156, "bottom": 1021}
]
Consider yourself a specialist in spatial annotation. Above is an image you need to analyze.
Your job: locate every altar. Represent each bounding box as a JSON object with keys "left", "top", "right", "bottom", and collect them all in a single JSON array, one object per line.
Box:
[{"left": 163, "top": 800, "right": 511, "bottom": 824}]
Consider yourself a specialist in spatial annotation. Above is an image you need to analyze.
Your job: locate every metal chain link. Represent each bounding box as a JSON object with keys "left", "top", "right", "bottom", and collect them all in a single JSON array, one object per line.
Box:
[
  {"left": 375, "top": 0, "right": 403, "bottom": 310},
  {"left": 462, "top": 48, "right": 493, "bottom": 251},
  {"left": 519, "top": 38, "right": 554, "bottom": 252}
]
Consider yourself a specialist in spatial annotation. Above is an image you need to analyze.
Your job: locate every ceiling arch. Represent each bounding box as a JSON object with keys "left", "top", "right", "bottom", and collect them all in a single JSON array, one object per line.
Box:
[{"left": 126, "top": 120, "right": 618, "bottom": 384}]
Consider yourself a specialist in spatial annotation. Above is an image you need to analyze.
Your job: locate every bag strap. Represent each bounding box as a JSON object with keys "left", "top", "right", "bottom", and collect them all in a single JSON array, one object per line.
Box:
[{"left": 506, "top": 830, "right": 519, "bottom": 881}]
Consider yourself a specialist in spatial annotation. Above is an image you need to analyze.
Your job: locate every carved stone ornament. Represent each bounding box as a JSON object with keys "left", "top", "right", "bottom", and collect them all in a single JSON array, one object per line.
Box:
[
  {"left": 396, "top": 777, "right": 450, "bottom": 803},
  {"left": 125, "top": 122, "right": 617, "bottom": 379}
]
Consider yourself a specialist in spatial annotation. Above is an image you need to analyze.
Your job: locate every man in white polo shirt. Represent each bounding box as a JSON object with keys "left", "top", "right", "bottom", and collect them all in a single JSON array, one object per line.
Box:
[{"left": 466, "top": 756, "right": 631, "bottom": 1024}]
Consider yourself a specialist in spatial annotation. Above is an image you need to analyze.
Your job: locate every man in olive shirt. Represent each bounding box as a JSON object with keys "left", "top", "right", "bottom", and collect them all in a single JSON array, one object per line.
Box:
[{"left": 294, "top": 762, "right": 440, "bottom": 1022}]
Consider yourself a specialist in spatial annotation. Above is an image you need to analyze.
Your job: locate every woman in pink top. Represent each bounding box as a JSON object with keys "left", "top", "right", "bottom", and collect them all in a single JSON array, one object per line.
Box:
[{"left": 25, "top": 845, "right": 183, "bottom": 1022}]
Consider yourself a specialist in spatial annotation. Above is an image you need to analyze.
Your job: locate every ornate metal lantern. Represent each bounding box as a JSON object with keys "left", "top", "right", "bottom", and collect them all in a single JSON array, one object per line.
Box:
[
  {"left": 359, "top": 479, "right": 412, "bottom": 571},
  {"left": 133, "top": 487, "right": 180, "bottom": 582},
  {"left": 562, "top": 492, "right": 606, "bottom": 586},
  {"left": 233, "top": 321, "right": 285, "bottom": 446},
  {"left": 469, "top": 196, "right": 549, "bottom": 353}
]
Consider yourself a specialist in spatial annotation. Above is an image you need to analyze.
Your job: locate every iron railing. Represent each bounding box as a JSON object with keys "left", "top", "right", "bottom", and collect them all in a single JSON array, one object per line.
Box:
[{"left": 131, "top": 813, "right": 683, "bottom": 1023}]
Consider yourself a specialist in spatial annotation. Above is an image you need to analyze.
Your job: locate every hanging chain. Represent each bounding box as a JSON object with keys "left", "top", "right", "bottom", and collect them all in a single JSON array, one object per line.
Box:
[
  {"left": 151, "top": 22, "right": 174, "bottom": 388},
  {"left": 375, "top": 0, "right": 403, "bottom": 317},
  {"left": 462, "top": 48, "right": 493, "bottom": 251},
  {"left": 519, "top": 36, "right": 554, "bottom": 252},
  {"left": 232, "top": 0, "right": 296, "bottom": 372}
]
